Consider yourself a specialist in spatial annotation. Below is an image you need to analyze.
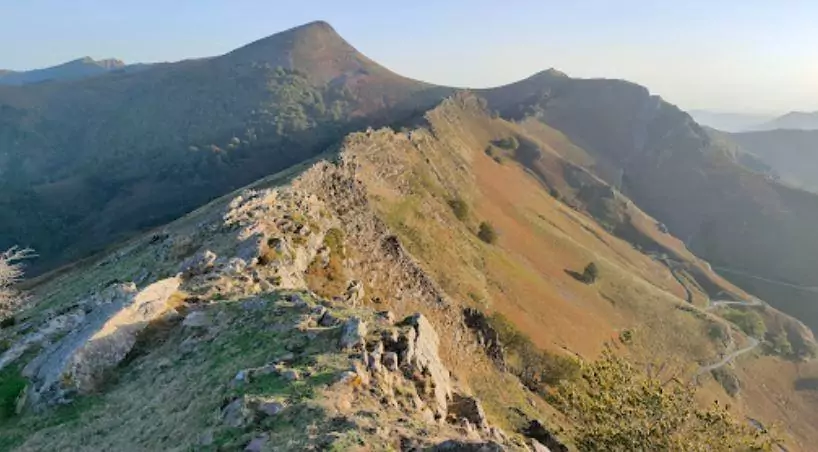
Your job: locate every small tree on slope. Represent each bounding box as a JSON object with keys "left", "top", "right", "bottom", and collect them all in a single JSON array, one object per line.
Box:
[{"left": 0, "top": 247, "right": 34, "bottom": 321}]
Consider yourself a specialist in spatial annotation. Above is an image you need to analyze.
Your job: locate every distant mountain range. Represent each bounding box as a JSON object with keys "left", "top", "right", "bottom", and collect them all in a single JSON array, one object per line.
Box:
[
  {"left": 732, "top": 129, "right": 818, "bottom": 192},
  {"left": 692, "top": 109, "right": 818, "bottom": 132},
  {"left": 688, "top": 110, "right": 773, "bottom": 132},
  {"left": 753, "top": 111, "right": 818, "bottom": 131},
  {"left": 0, "top": 56, "right": 150, "bottom": 85}
]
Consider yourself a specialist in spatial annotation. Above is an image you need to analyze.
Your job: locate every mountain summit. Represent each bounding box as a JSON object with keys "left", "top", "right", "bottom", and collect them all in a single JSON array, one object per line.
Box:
[{"left": 0, "top": 57, "right": 127, "bottom": 85}]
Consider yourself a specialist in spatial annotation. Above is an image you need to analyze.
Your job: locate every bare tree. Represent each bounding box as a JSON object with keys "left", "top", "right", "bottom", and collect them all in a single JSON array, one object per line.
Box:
[{"left": 0, "top": 247, "right": 35, "bottom": 321}]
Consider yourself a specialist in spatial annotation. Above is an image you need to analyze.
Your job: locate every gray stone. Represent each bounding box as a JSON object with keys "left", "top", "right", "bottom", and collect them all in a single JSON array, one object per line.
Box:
[
  {"left": 319, "top": 311, "right": 339, "bottom": 327},
  {"left": 344, "top": 280, "right": 365, "bottom": 306},
  {"left": 241, "top": 298, "right": 267, "bottom": 311},
  {"left": 25, "top": 278, "right": 181, "bottom": 406},
  {"left": 222, "top": 397, "right": 253, "bottom": 428},
  {"left": 244, "top": 434, "right": 269, "bottom": 452},
  {"left": 182, "top": 311, "right": 210, "bottom": 328},
  {"left": 257, "top": 400, "right": 286, "bottom": 416},
  {"left": 448, "top": 393, "right": 489, "bottom": 431},
  {"left": 179, "top": 250, "right": 217, "bottom": 277},
  {"left": 431, "top": 440, "right": 504, "bottom": 451},
  {"left": 236, "top": 233, "right": 266, "bottom": 265},
  {"left": 405, "top": 313, "right": 452, "bottom": 417},
  {"left": 530, "top": 440, "right": 551, "bottom": 452},
  {"left": 339, "top": 317, "right": 367, "bottom": 350},
  {"left": 280, "top": 368, "right": 300, "bottom": 381},
  {"left": 382, "top": 352, "right": 399, "bottom": 371}
]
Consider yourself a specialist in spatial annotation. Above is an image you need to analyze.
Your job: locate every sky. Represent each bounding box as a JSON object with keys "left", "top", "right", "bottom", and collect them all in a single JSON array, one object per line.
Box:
[{"left": 1, "top": 0, "right": 816, "bottom": 113}]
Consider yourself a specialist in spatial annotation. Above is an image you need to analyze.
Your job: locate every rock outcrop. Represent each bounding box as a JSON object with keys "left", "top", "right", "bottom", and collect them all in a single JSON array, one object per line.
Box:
[{"left": 22, "top": 277, "right": 181, "bottom": 407}]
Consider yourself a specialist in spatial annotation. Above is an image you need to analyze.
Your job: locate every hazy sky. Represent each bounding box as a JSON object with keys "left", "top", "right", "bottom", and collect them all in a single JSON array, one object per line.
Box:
[{"left": 2, "top": 1, "right": 815, "bottom": 113}]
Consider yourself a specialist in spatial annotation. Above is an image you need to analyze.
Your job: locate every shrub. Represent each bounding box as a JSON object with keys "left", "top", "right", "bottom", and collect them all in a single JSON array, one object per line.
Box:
[
  {"left": 767, "top": 331, "right": 794, "bottom": 357},
  {"left": 448, "top": 198, "right": 469, "bottom": 221},
  {"left": 707, "top": 323, "right": 728, "bottom": 342},
  {"left": 488, "top": 313, "right": 580, "bottom": 391},
  {"left": 494, "top": 136, "right": 519, "bottom": 151},
  {"left": 477, "top": 222, "right": 498, "bottom": 244},
  {"left": 721, "top": 308, "right": 766, "bottom": 338},
  {"left": 0, "top": 247, "right": 34, "bottom": 321},
  {"left": 0, "top": 366, "right": 26, "bottom": 420},
  {"left": 549, "top": 349, "right": 774, "bottom": 451},
  {"left": 582, "top": 262, "right": 599, "bottom": 284}
]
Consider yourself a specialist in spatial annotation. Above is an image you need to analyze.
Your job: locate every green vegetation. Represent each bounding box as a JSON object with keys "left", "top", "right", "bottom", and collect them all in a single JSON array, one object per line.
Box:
[
  {"left": 766, "top": 331, "right": 794, "bottom": 358},
  {"left": 448, "top": 198, "right": 470, "bottom": 221},
  {"left": 550, "top": 350, "right": 774, "bottom": 451},
  {"left": 721, "top": 308, "right": 767, "bottom": 338},
  {"left": 708, "top": 323, "right": 728, "bottom": 342},
  {"left": 711, "top": 367, "right": 742, "bottom": 397},
  {"left": 0, "top": 247, "right": 33, "bottom": 320},
  {"left": 478, "top": 222, "right": 498, "bottom": 244},
  {"left": 494, "top": 136, "right": 520, "bottom": 151},
  {"left": 488, "top": 313, "right": 580, "bottom": 392},
  {"left": 306, "top": 228, "right": 348, "bottom": 298},
  {"left": 0, "top": 366, "right": 26, "bottom": 420},
  {"left": 581, "top": 262, "right": 599, "bottom": 284}
]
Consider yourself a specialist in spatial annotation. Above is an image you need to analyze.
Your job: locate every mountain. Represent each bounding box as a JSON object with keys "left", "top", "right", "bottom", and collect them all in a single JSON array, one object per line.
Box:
[
  {"left": 754, "top": 111, "right": 818, "bottom": 131},
  {"left": 731, "top": 129, "right": 818, "bottom": 192},
  {"left": 689, "top": 109, "right": 772, "bottom": 132},
  {"left": 480, "top": 72, "right": 818, "bottom": 339},
  {"left": 0, "top": 95, "right": 805, "bottom": 451},
  {"left": 0, "top": 21, "right": 450, "bottom": 274},
  {"left": 0, "top": 57, "right": 131, "bottom": 85}
]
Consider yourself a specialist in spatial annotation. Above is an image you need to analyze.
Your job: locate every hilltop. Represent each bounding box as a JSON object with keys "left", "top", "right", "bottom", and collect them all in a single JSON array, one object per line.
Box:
[
  {"left": 0, "top": 21, "right": 450, "bottom": 274},
  {"left": 731, "top": 129, "right": 818, "bottom": 193},
  {"left": 753, "top": 111, "right": 818, "bottom": 131},
  {"left": 0, "top": 57, "right": 133, "bottom": 85}
]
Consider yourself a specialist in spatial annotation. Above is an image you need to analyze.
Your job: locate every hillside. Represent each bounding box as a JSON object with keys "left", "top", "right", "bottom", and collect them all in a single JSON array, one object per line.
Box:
[
  {"left": 479, "top": 72, "right": 818, "bottom": 339},
  {"left": 3, "top": 95, "right": 812, "bottom": 451},
  {"left": 0, "top": 57, "right": 131, "bottom": 85},
  {"left": 753, "top": 111, "right": 818, "bottom": 131},
  {"left": 732, "top": 129, "right": 818, "bottom": 192},
  {"left": 0, "top": 21, "right": 450, "bottom": 274}
]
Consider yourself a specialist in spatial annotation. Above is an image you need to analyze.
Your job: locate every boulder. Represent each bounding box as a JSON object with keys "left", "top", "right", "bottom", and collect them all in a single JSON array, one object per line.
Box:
[
  {"left": 25, "top": 278, "right": 181, "bottom": 407},
  {"left": 530, "top": 440, "right": 552, "bottom": 452},
  {"left": 236, "top": 232, "right": 267, "bottom": 265},
  {"left": 179, "top": 250, "right": 217, "bottom": 277},
  {"left": 448, "top": 393, "right": 489, "bottom": 431},
  {"left": 245, "top": 435, "right": 269, "bottom": 452},
  {"left": 524, "top": 420, "right": 568, "bottom": 452},
  {"left": 339, "top": 317, "right": 367, "bottom": 350},
  {"left": 345, "top": 280, "right": 365, "bottom": 306},
  {"left": 222, "top": 397, "right": 253, "bottom": 428},
  {"left": 382, "top": 352, "right": 399, "bottom": 371},
  {"left": 182, "top": 311, "right": 211, "bottom": 328},
  {"left": 431, "top": 440, "right": 504, "bottom": 451},
  {"left": 405, "top": 314, "right": 452, "bottom": 416}
]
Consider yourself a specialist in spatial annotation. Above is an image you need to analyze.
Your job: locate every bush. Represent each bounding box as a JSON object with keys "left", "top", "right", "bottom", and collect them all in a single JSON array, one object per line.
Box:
[
  {"left": 549, "top": 349, "right": 774, "bottom": 451},
  {"left": 0, "top": 366, "right": 26, "bottom": 420},
  {"left": 494, "top": 136, "right": 519, "bottom": 151},
  {"left": 477, "top": 222, "right": 498, "bottom": 244},
  {"left": 488, "top": 313, "right": 580, "bottom": 391},
  {"left": 767, "top": 331, "right": 794, "bottom": 357},
  {"left": 0, "top": 247, "right": 34, "bottom": 321},
  {"left": 448, "top": 198, "right": 469, "bottom": 221},
  {"left": 707, "top": 323, "right": 728, "bottom": 342},
  {"left": 582, "top": 262, "right": 599, "bottom": 284},
  {"left": 721, "top": 308, "right": 766, "bottom": 338}
]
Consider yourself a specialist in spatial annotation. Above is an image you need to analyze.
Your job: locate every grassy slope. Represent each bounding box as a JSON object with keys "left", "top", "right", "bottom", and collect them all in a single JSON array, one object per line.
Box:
[{"left": 348, "top": 96, "right": 818, "bottom": 450}]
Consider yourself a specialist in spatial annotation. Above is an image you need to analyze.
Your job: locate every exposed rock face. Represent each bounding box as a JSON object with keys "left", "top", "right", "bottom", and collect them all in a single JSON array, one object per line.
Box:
[
  {"left": 448, "top": 393, "right": 489, "bottom": 432},
  {"left": 463, "top": 308, "right": 506, "bottom": 369},
  {"left": 22, "top": 278, "right": 181, "bottom": 407},
  {"left": 405, "top": 313, "right": 452, "bottom": 416},
  {"left": 179, "top": 249, "right": 217, "bottom": 277},
  {"left": 431, "top": 440, "right": 504, "bottom": 451},
  {"left": 339, "top": 317, "right": 367, "bottom": 350},
  {"left": 524, "top": 420, "right": 568, "bottom": 452}
]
